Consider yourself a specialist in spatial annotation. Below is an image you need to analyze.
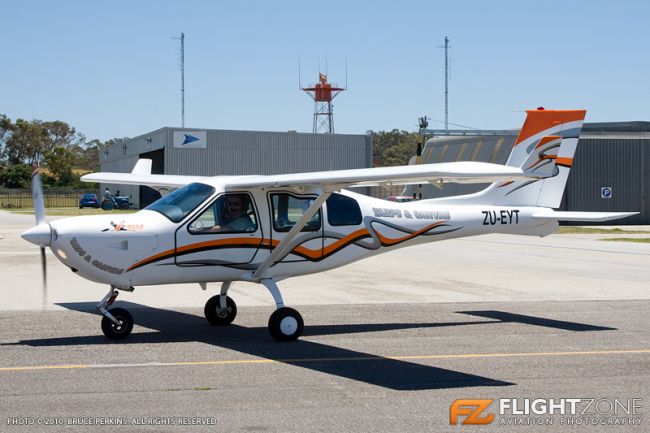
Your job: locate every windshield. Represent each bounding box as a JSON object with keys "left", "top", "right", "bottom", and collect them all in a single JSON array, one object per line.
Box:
[{"left": 146, "top": 183, "right": 215, "bottom": 223}]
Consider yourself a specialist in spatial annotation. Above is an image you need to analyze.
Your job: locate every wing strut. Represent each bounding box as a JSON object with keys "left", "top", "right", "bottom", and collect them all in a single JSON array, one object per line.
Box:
[{"left": 251, "top": 189, "right": 333, "bottom": 280}]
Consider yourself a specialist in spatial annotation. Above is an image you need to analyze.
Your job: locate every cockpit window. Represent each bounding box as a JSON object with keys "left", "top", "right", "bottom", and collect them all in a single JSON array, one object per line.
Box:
[{"left": 145, "top": 182, "right": 215, "bottom": 223}]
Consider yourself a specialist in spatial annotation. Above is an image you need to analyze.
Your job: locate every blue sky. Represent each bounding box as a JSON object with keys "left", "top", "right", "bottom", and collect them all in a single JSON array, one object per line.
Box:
[{"left": 2, "top": 0, "right": 649, "bottom": 141}]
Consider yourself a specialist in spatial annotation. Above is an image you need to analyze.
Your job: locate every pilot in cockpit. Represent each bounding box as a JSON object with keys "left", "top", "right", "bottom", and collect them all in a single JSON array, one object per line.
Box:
[{"left": 219, "top": 194, "right": 255, "bottom": 232}]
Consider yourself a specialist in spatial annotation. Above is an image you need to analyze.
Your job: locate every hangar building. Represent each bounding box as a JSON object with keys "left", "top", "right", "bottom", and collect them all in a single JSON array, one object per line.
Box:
[
  {"left": 404, "top": 122, "right": 650, "bottom": 225},
  {"left": 100, "top": 128, "right": 372, "bottom": 208}
]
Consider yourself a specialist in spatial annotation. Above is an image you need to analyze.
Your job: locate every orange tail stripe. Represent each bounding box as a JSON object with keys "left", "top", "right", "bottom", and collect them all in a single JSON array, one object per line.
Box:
[
  {"left": 555, "top": 157, "right": 573, "bottom": 167},
  {"left": 515, "top": 110, "right": 586, "bottom": 146},
  {"left": 535, "top": 135, "right": 562, "bottom": 149}
]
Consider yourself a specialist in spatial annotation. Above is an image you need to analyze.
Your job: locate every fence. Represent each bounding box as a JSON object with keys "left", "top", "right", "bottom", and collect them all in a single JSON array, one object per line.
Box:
[{"left": 0, "top": 189, "right": 98, "bottom": 208}]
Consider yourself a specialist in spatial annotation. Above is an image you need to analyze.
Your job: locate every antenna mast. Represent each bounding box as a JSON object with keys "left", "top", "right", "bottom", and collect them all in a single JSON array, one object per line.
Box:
[
  {"left": 173, "top": 32, "right": 185, "bottom": 127},
  {"left": 443, "top": 36, "right": 450, "bottom": 133}
]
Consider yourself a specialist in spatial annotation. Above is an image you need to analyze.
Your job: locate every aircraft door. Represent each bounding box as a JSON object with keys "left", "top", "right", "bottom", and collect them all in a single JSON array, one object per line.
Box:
[
  {"left": 175, "top": 192, "right": 263, "bottom": 266},
  {"left": 269, "top": 193, "right": 323, "bottom": 262}
]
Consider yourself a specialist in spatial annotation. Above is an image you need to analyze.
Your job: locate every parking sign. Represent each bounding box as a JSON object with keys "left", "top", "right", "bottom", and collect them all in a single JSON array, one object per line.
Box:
[{"left": 601, "top": 187, "right": 612, "bottom": 199}]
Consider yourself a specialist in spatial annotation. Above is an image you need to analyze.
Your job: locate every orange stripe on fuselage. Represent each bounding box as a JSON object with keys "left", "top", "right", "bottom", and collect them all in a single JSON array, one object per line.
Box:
[
  {"left": 127, "top": 223, "right": 445, "bottom": 271},
  {"left": 515, "top": 110, "right": 586, "bottom": 146},
  {"left": 374, "top": 221, "right": 445, "bottom": 246},
  {"left": 293, "top": 228, "right": 371, "bottom": 259},
  {"left": 127, "top": 237, "right": 268, "bottom": 271}
]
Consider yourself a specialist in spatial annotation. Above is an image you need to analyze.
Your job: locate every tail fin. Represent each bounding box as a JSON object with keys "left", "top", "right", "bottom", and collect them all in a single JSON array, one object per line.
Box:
[{"left": 479, "top": 108, "right": 586, "bottom": 207}]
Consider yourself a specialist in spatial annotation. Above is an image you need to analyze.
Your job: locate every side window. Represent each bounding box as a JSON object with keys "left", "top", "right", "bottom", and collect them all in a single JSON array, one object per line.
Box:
[
  {"left": 188, "top": 193, "right": 258, "bottom": 234},
  {"left": 271, "top": 194, "right": 321, "bottom": 232},
  {"left": 326, "top": 193, "right": 362, "bottom": 226}
]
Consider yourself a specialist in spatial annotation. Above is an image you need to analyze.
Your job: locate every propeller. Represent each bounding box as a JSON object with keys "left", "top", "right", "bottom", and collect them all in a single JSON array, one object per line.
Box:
[{"left": 21, "top": 164, "right": 51, "bottom": 309}]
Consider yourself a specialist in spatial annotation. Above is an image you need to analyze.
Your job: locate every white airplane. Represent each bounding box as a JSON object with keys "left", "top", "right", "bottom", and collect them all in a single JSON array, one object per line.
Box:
[{"left": 22, "top": 109, "right": 636, "bottom": 341}]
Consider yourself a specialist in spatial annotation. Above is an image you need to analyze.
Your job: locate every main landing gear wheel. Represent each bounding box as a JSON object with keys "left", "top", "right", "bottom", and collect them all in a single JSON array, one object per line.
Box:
[
  {"left": 204, "top": 295, "right": 237, "bottom": 325},
  {"left": 100, "top": 307, "right": 134, "bottom": 340},
  {"left": 268, "top": 307, "right": 304, "bottom": 342}
]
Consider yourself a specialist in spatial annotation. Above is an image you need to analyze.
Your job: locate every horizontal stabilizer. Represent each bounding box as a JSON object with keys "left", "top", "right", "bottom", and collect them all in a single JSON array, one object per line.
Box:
[{"left": 532, "top": 210, "right": 638, "bottom": 222}]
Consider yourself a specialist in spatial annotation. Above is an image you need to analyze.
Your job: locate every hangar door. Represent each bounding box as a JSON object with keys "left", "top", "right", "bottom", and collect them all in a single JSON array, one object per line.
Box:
[{"left": 139, "top": 149, "right": 165, "bottom": 208}]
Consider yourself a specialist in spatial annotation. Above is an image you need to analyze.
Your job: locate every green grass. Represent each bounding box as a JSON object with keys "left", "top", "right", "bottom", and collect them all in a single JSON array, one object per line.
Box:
[
  {"left": 600, "top": 237, "right": 650, "bottom": 243},
  {"left": 9, "top": 207, "right": 139, "bottom": 216},
  {"left": 559, "top": 227, "right": 650, "bottom": 235}
]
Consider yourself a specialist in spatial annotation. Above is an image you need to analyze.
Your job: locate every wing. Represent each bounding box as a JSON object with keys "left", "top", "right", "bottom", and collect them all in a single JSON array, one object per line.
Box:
[
  {"left": 81, "top": 159, "right": 549, "bottom": 190},
  {"left": 224, "top": 161, "right": 548, "bottom": 190}
]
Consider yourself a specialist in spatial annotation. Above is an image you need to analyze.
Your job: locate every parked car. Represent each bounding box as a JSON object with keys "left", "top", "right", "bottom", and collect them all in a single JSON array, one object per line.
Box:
[
  {"left": 79, "top": 193, "right": 100, "bottom": 209},
  {"left": 385, "top": 195, "right": 415, "bottom": 203}
]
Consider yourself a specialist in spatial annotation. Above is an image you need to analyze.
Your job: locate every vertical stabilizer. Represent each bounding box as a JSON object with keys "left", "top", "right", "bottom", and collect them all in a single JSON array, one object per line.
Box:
[
  {"left": 478, "top": 108, "right": 585, "bottom": 207},
  {"left": 424, "top": 108, "right": 587, "bottom": 207}
]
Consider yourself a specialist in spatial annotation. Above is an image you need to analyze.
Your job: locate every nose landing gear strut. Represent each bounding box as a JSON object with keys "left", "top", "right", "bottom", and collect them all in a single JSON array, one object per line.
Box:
[{"left": 97, "top": 286, "right": 134, "bottom": 340}]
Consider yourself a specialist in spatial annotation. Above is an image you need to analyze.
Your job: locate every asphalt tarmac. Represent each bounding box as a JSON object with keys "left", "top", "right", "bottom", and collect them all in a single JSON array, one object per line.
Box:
[{"left": 1, "top": 211, "right": 649, "bottom": 432}]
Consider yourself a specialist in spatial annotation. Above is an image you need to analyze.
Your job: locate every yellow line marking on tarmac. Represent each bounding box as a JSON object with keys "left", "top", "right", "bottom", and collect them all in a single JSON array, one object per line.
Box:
[{"left": 1, "top": 349, "right": 649, "bottom": 372}]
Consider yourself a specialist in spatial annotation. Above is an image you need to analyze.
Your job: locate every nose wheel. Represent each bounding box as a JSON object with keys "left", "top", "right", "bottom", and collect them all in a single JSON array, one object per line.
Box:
[
  {"left": 100, "top": 307, "right": 133, "bottom": 340},
  {"left": 204, "top": 295, "right": 237, "bottom": 325},
  {"left": 97, "top": 287, "right": 135, "bottom": 340}
]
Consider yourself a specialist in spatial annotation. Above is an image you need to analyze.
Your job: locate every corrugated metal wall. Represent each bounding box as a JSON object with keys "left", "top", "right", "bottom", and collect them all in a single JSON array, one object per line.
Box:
[
  {"left": 164, "top": 129, "right": 371, "bottom": 176},
  {"left": 101, "top": 128, "right": 372, "bottom": 207},
  {"left": 404, "top": 135, "right": 515, "bottom": 199},
  {"left": 566, "top": 137, "right": 649, "bottom": 224}
]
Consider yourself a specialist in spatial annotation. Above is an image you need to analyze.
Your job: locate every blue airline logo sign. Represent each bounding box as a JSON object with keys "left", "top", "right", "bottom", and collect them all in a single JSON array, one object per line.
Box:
[
  {"left": 173, "top": 131, "right": 207, "bottom": 148},
  {"left": 182, "top": 134, "right": 199, "bottom": 145}
]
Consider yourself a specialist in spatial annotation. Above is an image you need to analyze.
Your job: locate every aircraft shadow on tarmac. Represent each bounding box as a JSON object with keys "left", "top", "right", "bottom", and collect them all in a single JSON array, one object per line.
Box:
[
  {"left": 8, "top": 302, "right": 615, "bottom": 391},
  {"left": 458, "top": 310, "right": 616, "bottom": 332}
]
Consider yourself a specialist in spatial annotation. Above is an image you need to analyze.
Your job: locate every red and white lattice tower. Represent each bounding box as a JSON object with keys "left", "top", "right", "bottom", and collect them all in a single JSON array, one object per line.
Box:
[{"left": 301, "top": 73, "right": 345, "bottom": 134}]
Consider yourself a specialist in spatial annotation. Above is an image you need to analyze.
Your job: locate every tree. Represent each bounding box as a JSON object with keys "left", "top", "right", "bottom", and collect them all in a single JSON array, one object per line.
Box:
[
  {"left": 43, "top": 146, "right": 77, "bottom": 186},
  {"left": 4, "top": 119, "right": 50, "bottom": 165},
  {"left": 44, "top": 120, "right": 85, "bottom": 149},
  {"left": 1, "top": 118, "right": 85, "bottom": 166},
  {"left": 0, "top": 163, "right": 32, "bottom": 188},
  {"left": 73, "top": 139, "right": 104, "bottom": 171},
  {"left": 369, "top": 129, "right": 420, "bottom": 167},
  {"left": 0, "top": 114, "right": 11, "bottom": 161}
]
